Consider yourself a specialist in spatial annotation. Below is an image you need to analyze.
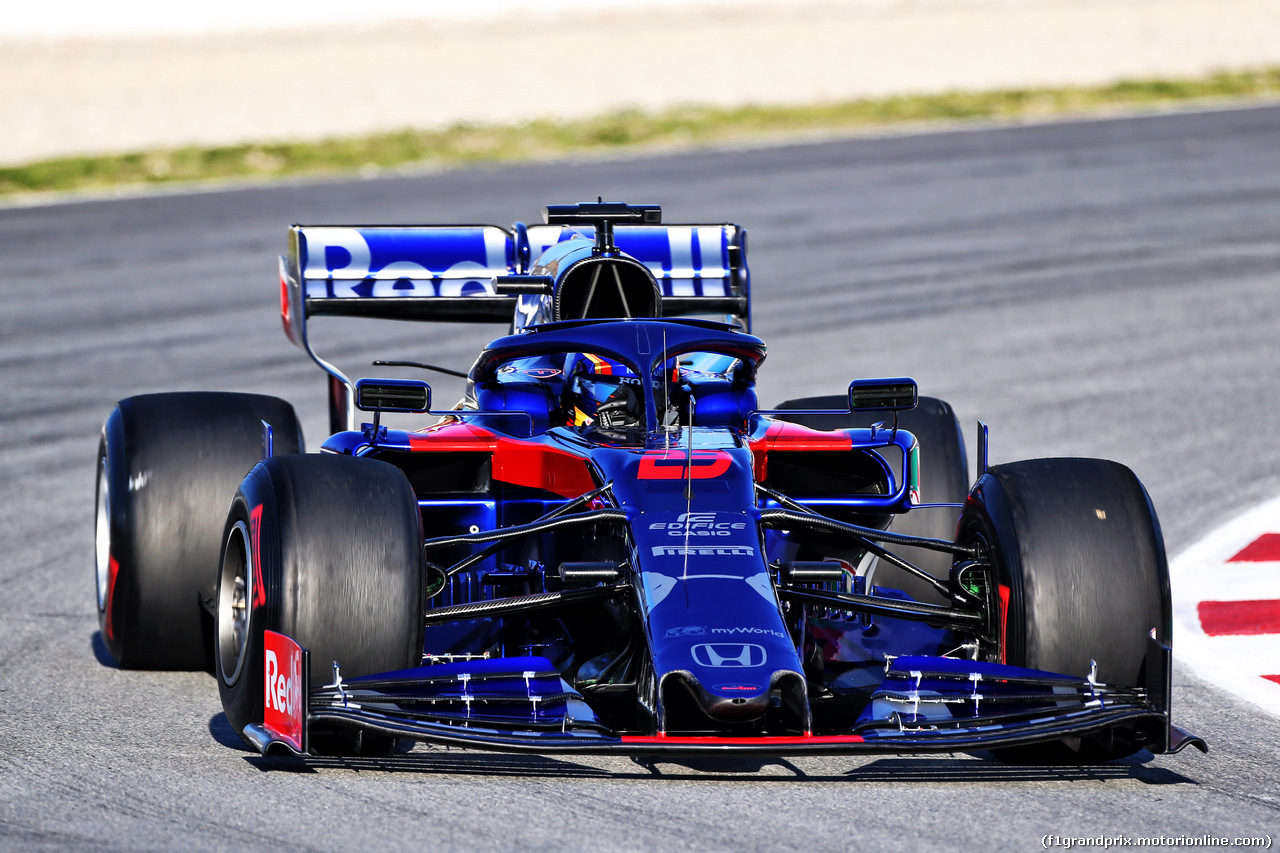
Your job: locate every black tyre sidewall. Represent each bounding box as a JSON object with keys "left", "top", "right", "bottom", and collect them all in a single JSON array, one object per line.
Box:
[
  {"left": 217, "top": 454, "right": 425, "bottom": 745},
  {"left": 959, "top": 458, "right": 1170, "bottom": 763},
  {"left": 97, "top": 392, "right": 303, "bottom": 670},
  {"left": 961, "top": 457, "right": 1170, "bottom": 688},
  {"left": 97, "top": 418, "right": 131, "bottom": 662},
  {"left": 216, "top": 475, "right": 274, "bottom": 738}
]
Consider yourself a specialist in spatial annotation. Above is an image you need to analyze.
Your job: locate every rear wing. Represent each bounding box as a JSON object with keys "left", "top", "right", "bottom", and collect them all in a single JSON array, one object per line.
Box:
[
  {"left": 281, "top": 223, "right": 748, "bottom": 331},
  {"left": 278, "top": 220, "right": 750, "bottom": 431},
  {"left": 526, "top": 224, "right": 750, "bottom": 321},
  {"left": 283, "top": 225, "right": 516, "bottom": 330}
]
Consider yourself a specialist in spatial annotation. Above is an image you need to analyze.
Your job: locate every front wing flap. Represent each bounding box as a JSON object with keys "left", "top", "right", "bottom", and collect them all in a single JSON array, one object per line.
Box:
[
  {"left": 304, "top": 704, "right": 1164, "bottom": 756},
  {"left": 242, "top": 639, "right": 1205, "bottom": 758}
]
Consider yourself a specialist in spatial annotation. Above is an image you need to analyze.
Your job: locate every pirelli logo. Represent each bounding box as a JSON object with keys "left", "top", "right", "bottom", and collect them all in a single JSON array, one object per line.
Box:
[{"left": 651, "top": 545, "right": 756, "bottom": 557}]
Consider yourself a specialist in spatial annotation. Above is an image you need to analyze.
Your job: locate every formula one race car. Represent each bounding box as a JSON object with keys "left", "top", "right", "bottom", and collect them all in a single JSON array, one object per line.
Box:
[{"left": 95, "top": 201, "right": 1206, "bottom": 763}]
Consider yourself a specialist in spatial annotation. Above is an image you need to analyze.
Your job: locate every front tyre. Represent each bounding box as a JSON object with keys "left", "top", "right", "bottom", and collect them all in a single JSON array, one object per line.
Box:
[
  {"left": 957, "top": 458, "right": 1171, "bottom": 762},
  {"left": 216, "top": 454, "right": 425, "bottom": 755},
  {"left": 96, "top": 392, "right": 303, "bottom": 670}
]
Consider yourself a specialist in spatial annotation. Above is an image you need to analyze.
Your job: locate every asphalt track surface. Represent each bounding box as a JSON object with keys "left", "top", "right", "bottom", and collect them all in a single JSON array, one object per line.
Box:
[{"left": 2, "top": 104, "right": 1279, "bottom": 851}]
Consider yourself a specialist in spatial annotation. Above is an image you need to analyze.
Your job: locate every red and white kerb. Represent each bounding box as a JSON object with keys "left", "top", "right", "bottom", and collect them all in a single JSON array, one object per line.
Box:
[{"left": 1172, "top": 495, "right": 1280, "bottom": 716}]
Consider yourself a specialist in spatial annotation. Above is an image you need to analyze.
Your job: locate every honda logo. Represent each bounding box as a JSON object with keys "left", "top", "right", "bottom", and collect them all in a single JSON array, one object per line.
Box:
[{"left": 691, "top": 643, "right": 767, "bottom": 668}]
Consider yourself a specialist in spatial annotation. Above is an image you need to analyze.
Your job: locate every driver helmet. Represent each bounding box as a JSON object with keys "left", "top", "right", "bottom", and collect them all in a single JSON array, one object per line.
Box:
[{"left": 565, "top": 353, "right": 644, "bottom": 435}]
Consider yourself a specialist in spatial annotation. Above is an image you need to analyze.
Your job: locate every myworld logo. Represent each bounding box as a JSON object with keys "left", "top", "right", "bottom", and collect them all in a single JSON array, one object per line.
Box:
[
  {"left": 711, "top": 626, "right": 787, "bottom": 640},
  {"left": 691, "top": 643, "right": 767, "bottom": 668}
]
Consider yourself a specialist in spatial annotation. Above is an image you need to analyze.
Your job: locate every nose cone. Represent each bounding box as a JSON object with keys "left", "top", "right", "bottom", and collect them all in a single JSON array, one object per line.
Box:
[
  {"left": 628, "top": 503, "right": 809, "bottom": 731},
  {"left": 659, "top": 669, "right": 809, "bottom": 728},
  {"left": 683, "top": 641, "right": 772, "bottom": 720},
  {"left": 691, "top": 677, "right": 773, "bottom": 722}
]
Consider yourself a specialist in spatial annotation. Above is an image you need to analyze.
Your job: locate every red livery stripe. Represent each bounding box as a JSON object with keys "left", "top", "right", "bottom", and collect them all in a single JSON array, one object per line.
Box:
[
  {"left": 1197, "top": 599, "right": 1280, "bottom": 636},
  {"left": 621, "top": 734, "right": 865, "bottom": 745},
  {"left": 409, "top": 420, "right": 497, "bottom": 450},
  {"left": 997, "top": 583, "right": 1011, "bottom": 665},
  {"left": 1228, "top": 533, "right": 1280, "bottom": 562},
  {"left": 749, "top": 420, "right": 853, "bottom": 480},
  {"left": 408, "top": 424, "right": 596, "bottom": 498},
  {"left": 1264, "top": 675, "right": 1280, "bottom": 687}
]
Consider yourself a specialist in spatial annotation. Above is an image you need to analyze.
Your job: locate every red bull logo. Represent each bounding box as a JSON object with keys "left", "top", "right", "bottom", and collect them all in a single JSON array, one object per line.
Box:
[{"left": 263, "top": 630, "right": 305, "bottom": 751}]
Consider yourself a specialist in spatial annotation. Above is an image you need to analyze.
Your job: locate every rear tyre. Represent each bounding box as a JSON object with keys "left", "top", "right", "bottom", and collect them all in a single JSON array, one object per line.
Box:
[
  {"left": 774, "top": 395, "right": 968, "bottom": 604},
  {"left": 956, "top": 458, "right": 1170, "bottom": 762},
  {"left": 216, "top": 454, "right": 425, "bottom": 756},
  {"left": 96, "top": 392, "right": 303, "bottom": 670}
]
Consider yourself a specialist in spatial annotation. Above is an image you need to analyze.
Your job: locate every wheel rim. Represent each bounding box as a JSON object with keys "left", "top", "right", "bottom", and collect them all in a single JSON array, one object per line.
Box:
[
  {"left": 957, "top": 521, "right": 1003, "bottom": 665},
  {"left": 95, "top": 453, "right": 111, "bottom": 612},
  {"left": 217, "top": 520, "right": 253, "bottom": 685}
]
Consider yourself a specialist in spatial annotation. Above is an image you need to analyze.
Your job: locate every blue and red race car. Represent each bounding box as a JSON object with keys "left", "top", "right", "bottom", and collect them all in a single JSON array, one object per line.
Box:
[{"left": 95, "top": 202, "right": 1206, "bottom": 762}]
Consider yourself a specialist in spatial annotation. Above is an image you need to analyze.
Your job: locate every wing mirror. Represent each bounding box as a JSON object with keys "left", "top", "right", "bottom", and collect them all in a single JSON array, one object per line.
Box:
[
  {"left": 848, "top": 378, "right": 917, "bottom": 412},
  {"left": 355, "top": 378, "right": 432, "bottom": 413}
]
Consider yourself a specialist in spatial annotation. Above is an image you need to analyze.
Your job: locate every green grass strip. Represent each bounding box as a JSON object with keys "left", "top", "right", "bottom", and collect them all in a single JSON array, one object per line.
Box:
[{"left": 5, "top": 67, "right": 1280, "bottom": 199}]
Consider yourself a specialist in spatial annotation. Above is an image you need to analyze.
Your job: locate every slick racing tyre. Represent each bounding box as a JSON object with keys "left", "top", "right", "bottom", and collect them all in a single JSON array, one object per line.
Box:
[
  {"left": 96, "top": 392, "right": 303, "bottom": 670},
  {"left": 216, "top": 454, "right": 425, "bottom": 756},
  {"left": 774, "top": 395, "right": 968, "bottom": 604},
  {"left": 955, "top": 458, "right": 1171, "bottom": 763}
]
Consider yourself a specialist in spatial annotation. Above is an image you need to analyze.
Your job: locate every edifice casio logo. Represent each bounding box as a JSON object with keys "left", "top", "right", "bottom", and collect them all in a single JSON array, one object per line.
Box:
[{"left": 649, "top": 512, "right": 748, "bottom": 537}]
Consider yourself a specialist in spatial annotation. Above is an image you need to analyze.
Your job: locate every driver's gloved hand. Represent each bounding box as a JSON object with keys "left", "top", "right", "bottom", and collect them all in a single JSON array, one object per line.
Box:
[{"left": 596, "top": 385, "right": 641, "bottom": 431}]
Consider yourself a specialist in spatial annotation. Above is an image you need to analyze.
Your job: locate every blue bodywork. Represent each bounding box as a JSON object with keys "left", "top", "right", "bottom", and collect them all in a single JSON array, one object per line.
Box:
[{"left": 262, "top": 205, "right": 1192, "bottom": 758}]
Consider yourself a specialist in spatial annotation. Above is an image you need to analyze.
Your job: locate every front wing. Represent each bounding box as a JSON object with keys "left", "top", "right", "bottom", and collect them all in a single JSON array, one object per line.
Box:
[{"left": 244, "top": 635, "right": 1207, "bottom": 759}]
